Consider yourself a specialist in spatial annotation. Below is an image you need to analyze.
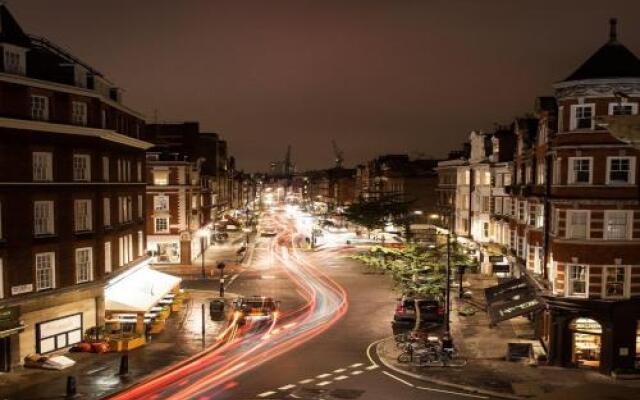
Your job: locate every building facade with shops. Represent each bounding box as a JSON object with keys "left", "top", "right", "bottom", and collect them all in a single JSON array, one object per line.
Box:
[{"left": 0, "top": 5, "right": 150, "bottom": 370}]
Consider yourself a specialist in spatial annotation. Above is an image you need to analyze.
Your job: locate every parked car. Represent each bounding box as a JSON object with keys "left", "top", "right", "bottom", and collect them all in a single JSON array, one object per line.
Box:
[{"left": 393, "top": 296, "right": 444, "bottom": 327}]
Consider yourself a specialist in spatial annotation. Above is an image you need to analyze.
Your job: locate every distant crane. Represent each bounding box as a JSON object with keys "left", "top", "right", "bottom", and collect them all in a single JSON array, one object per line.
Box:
[{"left": 332, "top": 140, "right": 344, "bottom": 169}]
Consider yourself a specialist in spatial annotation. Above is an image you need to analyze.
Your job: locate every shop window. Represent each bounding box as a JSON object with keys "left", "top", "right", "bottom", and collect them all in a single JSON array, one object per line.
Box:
[
  {"left": 570, "top": 317, "right": 601, "bottom": 369},
  {"left": 603, "top": 266, "right": 628, "bottom": 298},
  {"left": 567, "top": 265, "right": 588, "bottom": 297}
]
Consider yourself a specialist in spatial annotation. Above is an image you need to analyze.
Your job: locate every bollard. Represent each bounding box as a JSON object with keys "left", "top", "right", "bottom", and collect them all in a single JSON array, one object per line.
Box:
[
  {"left": 118, "top": 354, "right": 129, "bottom": 375},
  {"left": 66, "top": 376, "right": 77, "bottom": 397}
]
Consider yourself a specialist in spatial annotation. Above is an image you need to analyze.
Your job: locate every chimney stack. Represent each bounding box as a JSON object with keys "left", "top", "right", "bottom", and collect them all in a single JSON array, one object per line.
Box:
[{"left": 609, "top": 18, "right": 618, "bottom": 42}]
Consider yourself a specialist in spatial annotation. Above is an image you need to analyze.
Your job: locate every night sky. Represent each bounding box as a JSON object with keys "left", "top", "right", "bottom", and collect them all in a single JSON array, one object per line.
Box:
[{"left": 9, "top": 0, "right": 640, "bottom": 172}]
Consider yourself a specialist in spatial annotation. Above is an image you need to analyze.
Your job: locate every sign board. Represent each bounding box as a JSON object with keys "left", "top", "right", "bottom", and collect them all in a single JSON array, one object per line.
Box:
[
  {"left": 492, "top": 263, "right": 510, "bottom": 274},
  {"left": 488, "top": 293, "right": 544, "bottom": 325},
  {"left": 11, "top": 284, "right": 33, "bottom": 296},
  {"left": 489, "top": 255, "right": 505, "bottom": 263},
  {"left": 0, "top": 306, "right": 20, "bottom": 331},
  {"left": 484, "top": 277, "right": 530, "bottom": 304}
]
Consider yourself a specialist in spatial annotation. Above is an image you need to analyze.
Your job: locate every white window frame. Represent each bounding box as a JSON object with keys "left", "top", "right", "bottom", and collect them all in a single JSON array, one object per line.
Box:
[
  {"left": 32, "top": 152, "right": 53, "bottom": 182},
  {"left": 155, "top": 217, "right": 169, "bottom": 233},
  {"left": 3, "top": 44, "right": 26, "bottom": 75},
  {"left": 602, "top": 265, "right": 630, "bottom": 299},
  {"left": 138, "top": 231, "right": 144, "bottom": 257},
  {"left": 569, "top": 103, "right": 595, "bottom": 130},
  {"left": 73, "top": 154, "right": 91, "bottom": 182},
  {"left": 604, "top": 210, "right": 631, "bottom": 240},
  {"left": 606, "top": 156, "right": 635, "bottom": 185},
  {"left": 71, "top": 101, "right": 88, "bottom": 126},
  {"left": 567, "top": 157, "right": 593, "bottom": 185},
  {"left": 74, "top": 199, "right": 93, "bottom": 232},
  {"left": 35, "top": 252, "right": 55, "bottom": 291},
  {"left": 104, "top": 241, "right": 112, "bottom": 274},
  {"left": 137, "top": 195, "right": 143, "bottom": 219},
  {"left": 566, "top": 210, "right": 590, "bottom": 240},
  {"left": 33, "top": 200, "right": 55, "bottom": 236},
  {"left": 31, "top": 95, "right": 49, "bottom": 121},
  {"left": 75, "top": 247, "right": 93, "bottom": 283},
  {"left": 566, "top": 264, "right": 588, "bottom": 298},
  {"left": 608, "top": 102, "right": 638, "bottom": 116}
]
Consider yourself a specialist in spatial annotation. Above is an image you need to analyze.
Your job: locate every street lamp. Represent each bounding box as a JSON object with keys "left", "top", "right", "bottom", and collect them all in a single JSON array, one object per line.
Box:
[
  {"left": 242, "top": 227, "right": 251, "bottom": 246},
  {"left": 196, "top": 228, "right": 209, "bottom": 279},
  {"left": 217, "top": 262, "right": 226, "bottom": 297}
]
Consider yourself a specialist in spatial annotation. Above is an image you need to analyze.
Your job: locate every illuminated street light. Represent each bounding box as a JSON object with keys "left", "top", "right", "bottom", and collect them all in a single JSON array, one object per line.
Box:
[{"left": 196, "top": 228, "right": 209, "bottom": 279}]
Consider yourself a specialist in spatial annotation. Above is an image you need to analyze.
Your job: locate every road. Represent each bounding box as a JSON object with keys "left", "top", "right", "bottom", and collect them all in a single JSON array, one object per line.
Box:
[{"left": 111, "top": 212, "right": 493, "bottom": 400}]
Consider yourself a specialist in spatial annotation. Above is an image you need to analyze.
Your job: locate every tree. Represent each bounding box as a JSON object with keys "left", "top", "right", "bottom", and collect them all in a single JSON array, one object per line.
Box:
[{"left": 344, "top": 194, "right": 414, "bottom": 238}]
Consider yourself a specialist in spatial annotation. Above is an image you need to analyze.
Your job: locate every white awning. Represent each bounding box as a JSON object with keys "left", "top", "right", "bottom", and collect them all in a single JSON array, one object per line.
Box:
[{"left": 105, "top": 266, "right": 181, "bottom": 313}]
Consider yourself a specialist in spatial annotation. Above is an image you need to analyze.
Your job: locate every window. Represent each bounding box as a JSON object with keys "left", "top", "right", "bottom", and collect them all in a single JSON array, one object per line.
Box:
[
  {"left": 137, "top": 161, "right": 142, "bottom": 182},
  {"left": 153, "top": 170, "right": 169, "bottom": 185},
  {"left": 567, "top": 210, "right": 589, "bottom": 239},
  {"left": 605, "top": 211, "right": 630, "bottom": 240},
  {"left": 75, "top": 248, "right": 93, "bottom": 283},
  {"left": 71, "top": 101, "right": 87, "bottom": 126},
  {"left": 3, "top": 47, "right": 24, "bottom": 74},
  {"left": 503, "top": 173, "right": 511, "bottom": 186},
  {"left": 74, "top": 199, "right": 92, "bottom": 232},
  {"left": 101, "top": 109, "right": 107, "bottom": 129},
  {"left": 155, "top": 217, "right": 169, "bottom": 233},
  {"left": 117, "top": 160, "right": 122, "bottom": 182},
  {"left": 0, "top": 259, "right": 3, "bottom": 299},
  {"left": 568, "top": 157, "right": 592, "bottom": 184},
  {"left": 35, "top": 252, "right": 55, "bottom": 291},
  {"left": 609, "top": 102, "right": 638, "bottom": 116},
  {"left": 126, "top": 161, "right": 131, "bottom": 182},
  {"left": 535, "top": 205, "right": 544, "bottom": 228},
  {"left": 553, "top": 157, "right": 561, "bottom": 184},
  {"left": 503, "top": 198, "right": 512, "bottom": 216},
  {"left": 558, "top": 106, "right": 564, "bottom": 133},
  {"left": 483, "top": 222, "right": 489, "bottom": 238},
  {"left": 73, "top": 154, "right": 91, "bottom": 181},
  {"left": 607, "top": 157, "right": 635, "bottom": 184},
  {"left": 137, "top": 195, "right": 143, "bottom": 218},
  {"left": 525, "top": 165, "right": 532, "bottom": 184},
  {"left": 138, "top": 231, "right": 144, "bottom": 257},
  {"left": 102, "top": 156, "right": 109, "bottom": 181},
  {"left": 570, "top": 104, "right": 594, "bottom": 130},
  {"left": 104, "top": 242, "right": 112, "bottom": 273},
  {"left": 567, "top": 265, "right": 587, "bottom": 297},
  {"left": 603, "top": 266, "right": 627, "bottom": 298},
  {"left": 32, "top": 152, "right": 53, "bottom": 181},
  {"left": 103, "top": 197, "right": 111, "bottom": 227},
  {"left": 482, "top": 196, "right": 490, "bottom": 213},
  {"left": 31, "top": 95, "right": 49, "bottom": 121},
  {"left": 495, "top": 197, "right": 503, "bottom": 215},
  {"left": 518, "top": 201, "right": 527, "bottom": 223},
  {"left": 537, "top": 161, "right": 545, "bottom": 185},
  {"left": 118, "top": 236, "right": 124, "bottom": 267},
  {"left": 154, "top": 195, "right": 169, "bottom": 211},
  {"left": 34, "top": 201, "right": 54, "bottom": 236}
]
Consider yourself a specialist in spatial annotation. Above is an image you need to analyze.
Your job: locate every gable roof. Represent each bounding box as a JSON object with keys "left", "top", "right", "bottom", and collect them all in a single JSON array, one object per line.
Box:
[
  {"left": 564, "top": 19, "right": 640, "bottom": 82},
  {"left": 0, "top": 4, "right": 31, "bottom": 47}
]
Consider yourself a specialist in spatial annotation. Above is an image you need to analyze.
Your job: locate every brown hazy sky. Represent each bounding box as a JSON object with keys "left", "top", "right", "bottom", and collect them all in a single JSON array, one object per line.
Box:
[{"left": 9, "top": 0, "right": 640, "bottom": 171}]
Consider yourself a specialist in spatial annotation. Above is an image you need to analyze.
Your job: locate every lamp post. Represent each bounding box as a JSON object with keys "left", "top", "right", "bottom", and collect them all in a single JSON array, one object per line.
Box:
[
  {"left": 217, "top": 262, "right": 226, "bottom": 297},
  {"left": 196, "top": 228, "right": 209, "bottom": 279},
  {"left": 429, "top": 213, "right": 455, "bottom": 350}
]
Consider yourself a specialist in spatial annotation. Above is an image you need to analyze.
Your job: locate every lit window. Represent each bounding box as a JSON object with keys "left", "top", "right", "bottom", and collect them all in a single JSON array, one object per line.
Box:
[
  {"left": 153, "top": 170, "right": 169, "bottom": 185},
  {"left": 35, "top": 252, "right": 55, "bottom": 291},
  {"left": 605, "top": 211, "right": 629, "bottom": 240},
  {"left": 33, "top": 152, "right": 53, "bottom": 181},
  {"left": 74, "top": 199, "right": 92, "bottom": 232},
  {"left": 104, "top": 241, "right": 112, "bottom": 273},
  {"left": 34, "top": 201, "right": 55, "bottom": 236},
  {"left": 73, "top": 154, "right": 91, "bottom": 181},
  {"left": 567, "top": 265, "right": 587, "bottom": 297},
  {"left": 71, "top": 101, "right": 88, "bottom": 126},
  {"left": 567, "top": 210, "right": 588, "bottom": 239},
  {"left": 603, "top": 266, "right": 627, "bottom": 298},
  {"left": 31, "top": 95, "right": 49, "bottom": 121},
  {"left": 607, "top": 157, "right": 635, "bottom": 184},
  {"left": 137, "top": 195, "right": 143, "bottom": 218},
  {"left": 568, "top": 157, "right": 592, "bottom": 184},
  {"left": 75, "top": 247, "right": 93, "bottom": 283}
]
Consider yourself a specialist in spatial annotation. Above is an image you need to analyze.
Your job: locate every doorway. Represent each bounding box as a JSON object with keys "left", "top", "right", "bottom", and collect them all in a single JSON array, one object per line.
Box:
[
  {"left": 0, "top": 336, "right": 10, "bottom": 372},
  {"left": 570, "top": 317, "right": 602, "bottom": 369}
]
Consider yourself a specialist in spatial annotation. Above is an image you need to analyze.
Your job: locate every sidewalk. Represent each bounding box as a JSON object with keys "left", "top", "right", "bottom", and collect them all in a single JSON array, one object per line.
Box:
[
  {"left": 0, "top": 290, "right": 227, "bottom": 400},
  {"left": 376, "top": 274, "right": 640, "bottom": 399}
]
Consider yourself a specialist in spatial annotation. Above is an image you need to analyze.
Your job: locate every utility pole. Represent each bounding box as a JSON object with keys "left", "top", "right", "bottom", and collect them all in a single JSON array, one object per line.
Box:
[{"left": 443, "top": 233, "right": 453, "bottom": 350}]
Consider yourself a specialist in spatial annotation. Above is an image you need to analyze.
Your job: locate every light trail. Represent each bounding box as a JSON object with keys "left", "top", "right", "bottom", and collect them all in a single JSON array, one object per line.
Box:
[{"left": 106, "top": 211, "right": 348, "bottom": 400}]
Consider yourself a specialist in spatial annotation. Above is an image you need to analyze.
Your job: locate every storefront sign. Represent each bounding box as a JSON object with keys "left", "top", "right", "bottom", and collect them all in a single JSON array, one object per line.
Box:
[
  {"left": 484, "top": 277, "right": 530, "bottom": 303},
  {"left": 0, "top": 306, "right": 20, "bottom": 331},
  {"left": 36, "top": 313, "right": 83, "bottom": 354},
  {"left": 11, "top": 284, "right": 33, "bottom": 296},
  {"left": 488, "top": 293, "right": 544, "bottom": 325},
  {"left": 489, "top": 255, "right": 505, "bottom": 263}
]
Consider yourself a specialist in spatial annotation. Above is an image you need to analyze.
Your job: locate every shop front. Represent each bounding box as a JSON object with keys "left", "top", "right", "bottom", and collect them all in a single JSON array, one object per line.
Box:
[
  {"left": 147, "top": 234, "right": 182, "bottom": 264},
  {"left": 0, "top": 306, "right": 24, "bottom": 372},
  {"left": 544, "top": 296, "right": 640, "bottom": 374}
]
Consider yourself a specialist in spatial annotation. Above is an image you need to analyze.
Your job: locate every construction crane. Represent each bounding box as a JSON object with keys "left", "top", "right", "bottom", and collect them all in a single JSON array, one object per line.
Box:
[{"left": 332, "top": 140, "right": 344, "bottom": 169}]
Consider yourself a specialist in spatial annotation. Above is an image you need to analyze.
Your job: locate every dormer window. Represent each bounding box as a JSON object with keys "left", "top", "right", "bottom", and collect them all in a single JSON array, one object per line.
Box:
[
  {"left": 2, "top": 44, "right": 26, "bottom": 75},
  {"left": 608, "top": 102, "right": 638, "bottom": 116},
  {"left": 570, "top": 104, "right": 594, "bottom": 130}
]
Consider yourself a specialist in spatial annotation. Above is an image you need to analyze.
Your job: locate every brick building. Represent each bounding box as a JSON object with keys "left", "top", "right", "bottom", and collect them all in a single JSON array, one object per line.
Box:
[{"left": 0, "top": 5, "right": 151, "bottom": 369}]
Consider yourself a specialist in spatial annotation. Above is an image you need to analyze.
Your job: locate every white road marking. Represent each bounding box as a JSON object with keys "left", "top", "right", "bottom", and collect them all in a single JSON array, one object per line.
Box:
[
  {"left": 334, "top": 375, "right": 348, "bottom": 381},
  {"left": 225, "top": 273, "right": 239, "bottom": 288},
  {"left": 278, "top": 384, "right": 296, "bottom": 390},
  {"left": 351, "top": 370, "right": 363, "bottom": 375},
  {"left": 349, "top": 362, "right": 364, "bottom": 368},
  {"left": 316, "top": 373, "right": 332, "bottom": 378},
  {"left": 257, "top": 390, "right": 277, "bottom": 398},
  {"left": 316, "top": 380, "right": 332, "bottom": 386},
  {"left": 415, "top": 386, "right": 489, "bottom": 399},
  {"left": 366, "top": 364, "right": 379, "bottom": 370},
  {"left": 333, "top": 368, "right": 346, "bottom": 373},
  {"left": 382, "top": 371, "right": 415, "bottom": 387},
  {"left": 298, "top": 378, "right": 314, "bottom": 384}
]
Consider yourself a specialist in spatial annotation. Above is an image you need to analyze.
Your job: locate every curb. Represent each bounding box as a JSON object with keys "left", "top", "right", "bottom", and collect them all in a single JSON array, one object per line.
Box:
[{"left": 375, "top": 338, "right": 524, "bottom": 400}]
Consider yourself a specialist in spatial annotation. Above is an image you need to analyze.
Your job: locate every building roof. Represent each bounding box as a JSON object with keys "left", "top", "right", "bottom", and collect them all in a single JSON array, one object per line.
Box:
[
  {"left": 0, "top": 4, "right": 31, "bottom": 47},
  {"left": 563, "top": 19, "right": 640, "bottom": 82}
]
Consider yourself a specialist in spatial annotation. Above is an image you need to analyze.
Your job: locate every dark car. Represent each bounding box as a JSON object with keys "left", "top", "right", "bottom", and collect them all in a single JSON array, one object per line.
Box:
[
  {"left": 393, "top": 297, "right": 444, "bottom": 328},
  {"left": 232, "top": 296, "right": 280, "bottom": 324},
  {"left": 209, "top": 298, "right": 226, "bottom": 321}
]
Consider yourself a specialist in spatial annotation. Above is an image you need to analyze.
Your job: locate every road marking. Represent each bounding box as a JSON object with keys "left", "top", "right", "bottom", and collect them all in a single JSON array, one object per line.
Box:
[
  {"left": 382, "top": 371, "right": 415, "bottom": 387},
  {"left": 366, "top": 364, "right": 379, "bottom": 370},
  {"left": 333, "top": 368, "right": 346, "bottom": 373},
  {"left": 349, "top": 362, "right": 364, "bottom": 368},
  {"left": 415, "top": 386, "right": 489, "bottom": 399},
  {"left": 365, "top": 338, "right": 384, "bottom": 367},
  {"left": 316, "top": 380, "right": 332, "bottom": 386},
  {"left": 298, "top": 378, "right": 314, "bottom": 384},
  {"left": 351, "top": 370, "right": 363, "bottom": 375},
  {"left": 316, "top": 373, "right": 332, "bottom": 378},
  {"left": 257, "top": 391, "right": 277, "bottom": 398},
  {"left": 225, "top": 273, "right": 239, "bottom": 288},
  {"left": 334, "top": 375, "right": 348, "bottom": 381},
  {"left": 278, "top": 384, "right": 296, "bottom": 390}
]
